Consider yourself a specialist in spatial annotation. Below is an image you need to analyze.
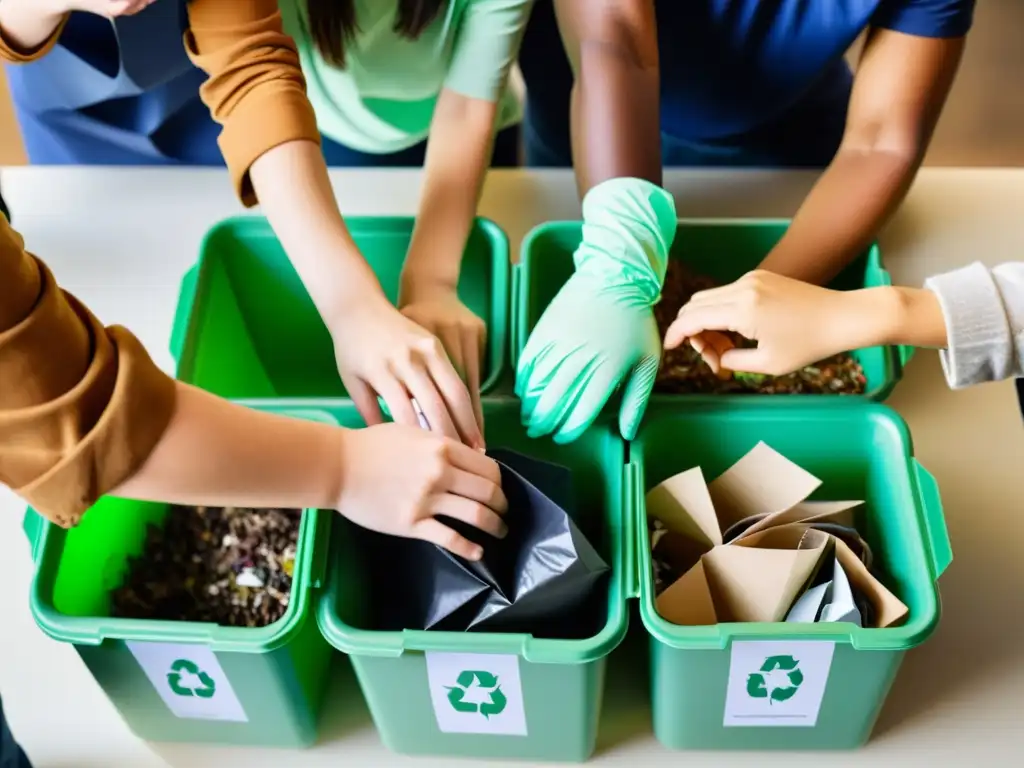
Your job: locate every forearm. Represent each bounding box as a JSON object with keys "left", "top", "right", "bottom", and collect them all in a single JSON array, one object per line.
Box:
[
  {"left": 854, "top": 285, "right": 948, "bottom": 349},
  {"left": 571, "top": 39, "right": 661, "bottom": 195},
  {"left": 113, "top": 381, "right": 343, "bottom": 510},
  {"left": 249, "top": 140, "right": 387, "bottom": 323},
  {"left": 403, "top": 93, "right": 495, "bottom": 291},
  {"left": 0, "top": 0, "right": 65, "bottom": 55},
  {"left": 758, "top": 148, "right": 918, "bottom": 285}
]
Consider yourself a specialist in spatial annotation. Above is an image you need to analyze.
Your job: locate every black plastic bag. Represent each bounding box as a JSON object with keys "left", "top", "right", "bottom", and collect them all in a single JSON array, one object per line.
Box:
[{"left": 369, "top": 449, "right": 609, "bottom": 634}]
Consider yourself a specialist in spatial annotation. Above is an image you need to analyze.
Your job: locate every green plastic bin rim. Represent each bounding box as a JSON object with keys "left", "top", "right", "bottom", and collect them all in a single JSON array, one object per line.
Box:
[
  {"left": 21, "top": 406, "right": 337, "bottom": 654},
  {"left": 630, "top": 401, "right": 951, "bottom": 653},
  {"left": 169, "top": 214, "right": 511, "bottom": 394},
  {"left": 314, "top": 417, "right": 633, "bottom": 666},
  {"left": 512, "top": 218, "right": 914, "bottom": 399}
]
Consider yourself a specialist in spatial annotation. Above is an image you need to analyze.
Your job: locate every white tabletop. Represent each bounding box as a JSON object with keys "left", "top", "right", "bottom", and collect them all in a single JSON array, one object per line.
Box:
[{"left": 1, "top": 166, "right": 1021, "bottom": 767}]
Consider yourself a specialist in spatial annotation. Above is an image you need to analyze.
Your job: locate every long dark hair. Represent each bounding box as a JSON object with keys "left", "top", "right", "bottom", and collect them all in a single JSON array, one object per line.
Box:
[{"left": 306, "top": 0, "right": 449, "bottom": 67}]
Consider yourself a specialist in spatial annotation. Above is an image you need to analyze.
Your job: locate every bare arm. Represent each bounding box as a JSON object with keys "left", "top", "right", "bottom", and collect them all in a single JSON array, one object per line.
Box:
[
  {"left": 758, "top": 28, "right": 965, "bottom": 285},
  {"left": 553, "top": 0, "right": 661, "bottom": 196},
  {"left": 402, "top": 90, "right": 497, "bottom": 291},
  {"left": 0, "top": 0, "right": 65, "bottom": 54},
  {"left": 113, "top": 383, "right": 342, "bottom": 510}
]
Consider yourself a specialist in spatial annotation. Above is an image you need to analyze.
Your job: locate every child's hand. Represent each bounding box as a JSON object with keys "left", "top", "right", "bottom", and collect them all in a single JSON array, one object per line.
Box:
[
  {"left": 663, "top": 270, "right": 874, "bottom": 376},
  {"left": 330, "top": 294, "right": 484, "bottom": 449},
  {"left": 335, "top": 423, "right": 507, "bottom": 561},
  {"left": 399, "top": 281, "right": 486, "bottom": 437}
]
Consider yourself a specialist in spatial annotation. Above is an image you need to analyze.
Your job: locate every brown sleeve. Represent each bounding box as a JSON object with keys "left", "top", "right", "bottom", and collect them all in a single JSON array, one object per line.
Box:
[
  {"left": 184, "top": 0, "right": 321, "bottom": 207},
  {"left": 0, "top": 13, "right": 67, "bottom": 62},
  {"left": 0, "top": 215, "right": 177, "bottom": 527}
]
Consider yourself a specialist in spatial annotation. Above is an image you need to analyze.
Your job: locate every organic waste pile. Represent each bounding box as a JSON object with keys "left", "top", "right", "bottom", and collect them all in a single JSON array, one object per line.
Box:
[
  {"left": 111, "top": 506, "right": 301, "bottom": 628},
  {"left": 654, "top": 262, "right": 867, "bottom": 394}
]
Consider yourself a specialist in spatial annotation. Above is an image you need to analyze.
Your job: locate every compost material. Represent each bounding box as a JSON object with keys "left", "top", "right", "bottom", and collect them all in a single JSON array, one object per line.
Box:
[
  {"left": 111, "top": 506, "right": 301, "bottom": 628},
  {"left": 654, "top": 262, "right": 867, "bottom": 394}
]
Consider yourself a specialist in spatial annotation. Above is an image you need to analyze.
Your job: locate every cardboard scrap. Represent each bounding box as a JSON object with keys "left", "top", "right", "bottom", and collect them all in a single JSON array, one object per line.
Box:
[{"left": 647, "top": 442, "right": 908, "bottom": 628}]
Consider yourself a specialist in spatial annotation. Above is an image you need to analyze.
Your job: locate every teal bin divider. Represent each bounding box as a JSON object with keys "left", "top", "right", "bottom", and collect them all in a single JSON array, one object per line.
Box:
[
  {"left": 631, "top": 399, "right": 949, "bottom": 750},
  {"left": 313, "top": 398, "right": 631, "bottom": 762},
  {"left": 171, "top": 215, "right": 510, "bottom": 399},
  {"left": 20, "top": 407, "right": 341, "bottom": 748},
  {"left": 514, "top": 218, "right": 905, "bottom": 401}
]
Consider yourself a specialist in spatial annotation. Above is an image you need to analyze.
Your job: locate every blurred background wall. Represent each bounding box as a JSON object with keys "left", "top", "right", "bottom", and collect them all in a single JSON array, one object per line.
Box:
[{"left": 1, "top": 0, "right": 1021, "bottom": 167}]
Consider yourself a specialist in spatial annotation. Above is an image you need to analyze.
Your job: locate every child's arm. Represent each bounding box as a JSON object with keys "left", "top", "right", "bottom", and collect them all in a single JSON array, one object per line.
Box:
[
  {"left": 0, "top": 0, "right": 67, "bottom": 58},
  {"left": 399, "top": 0, "right": 534, "bottom": 430},
  {"left": 0, "top": 1, "right": 153, "bottom": 60},
  {"left": 0, "top": 216, "right": 507, "bottom": 559},
  {"left": 664, "top": 263, "right": 1024, "bottom": 389},
  {"left": 756, "top": 27, "right": 967, "bottom": 285},
  {"left": 399, "top": 89, "right": 498, "bottom": 434},
  {"left": 184, "top": 0, "right": 481, "bottom": 448}
]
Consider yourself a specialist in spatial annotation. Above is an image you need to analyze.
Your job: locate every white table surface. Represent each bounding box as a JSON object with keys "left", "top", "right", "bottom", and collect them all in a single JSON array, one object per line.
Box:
[{"left": 1, "top": 166, "right": 1021, "bottom": 767}]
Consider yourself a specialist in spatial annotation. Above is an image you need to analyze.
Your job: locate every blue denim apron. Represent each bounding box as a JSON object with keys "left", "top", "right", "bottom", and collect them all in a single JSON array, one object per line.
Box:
[{"left": 4, "top": 2, "right": 221, "bottom": 165}]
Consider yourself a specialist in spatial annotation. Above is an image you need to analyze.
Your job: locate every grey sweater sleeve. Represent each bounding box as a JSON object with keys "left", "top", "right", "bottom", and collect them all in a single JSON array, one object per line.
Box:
[{"left": 923, "top": 262, "right": 1024, "bottom": 388}]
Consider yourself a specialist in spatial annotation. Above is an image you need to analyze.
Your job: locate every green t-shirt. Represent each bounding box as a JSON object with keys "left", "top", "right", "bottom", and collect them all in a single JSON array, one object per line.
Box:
[{"left": 280, "top": 0, "right": 531, "bottom": 154}]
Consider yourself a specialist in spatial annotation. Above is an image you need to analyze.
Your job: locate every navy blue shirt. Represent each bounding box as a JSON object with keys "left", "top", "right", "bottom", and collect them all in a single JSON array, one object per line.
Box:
[
  {"left": 519, "top": 0, "right": 975, "bottom": 168},
  {"left": 657, "top": 0, "right": 976, "bottom": 141}
]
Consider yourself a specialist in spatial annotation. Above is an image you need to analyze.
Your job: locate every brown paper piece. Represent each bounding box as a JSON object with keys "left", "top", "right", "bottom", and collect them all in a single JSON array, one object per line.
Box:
[
  {"left": 736, "top": 499, "right": 863, "bottom": 542},
  {"left": 646, "top": 466, "right": 722, "bottom": 547},
  {"left": 833, "top": 538, "right": 909, "bottom": 628},
  {"left": 655, "top": 559, "right": 719, "bottom": 626},
  {"left": 708, "top": 442, "right": 823, "bottom": 530},
  {"left": 702, "top": 526, "right": 830, "bottom": 623}
]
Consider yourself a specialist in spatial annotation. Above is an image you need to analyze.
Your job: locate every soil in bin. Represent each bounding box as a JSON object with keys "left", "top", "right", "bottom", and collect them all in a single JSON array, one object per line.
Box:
[
  {"left": 111, "top": 506, "right": 301, "bottom": 627},
  {"left": 654, "top": 263, "right": 867, "bottom": 394}
]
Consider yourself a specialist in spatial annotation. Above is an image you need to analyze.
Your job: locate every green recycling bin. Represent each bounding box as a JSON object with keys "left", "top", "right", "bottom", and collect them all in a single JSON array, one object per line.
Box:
[
  {"left": 171, "top": 215, "right": 510, "bottom": 399},
  {"left": 632, "top": 399, "right": 950, "bottom": 750},
  {"left": 20, "top": 407, "right": 339, "bottom": 748},
  {"left": 513, "top": 219, "right": 912, "bottom": 401},
  {"left": 315, "top": 399, "right": 631, "bottom": 762}
]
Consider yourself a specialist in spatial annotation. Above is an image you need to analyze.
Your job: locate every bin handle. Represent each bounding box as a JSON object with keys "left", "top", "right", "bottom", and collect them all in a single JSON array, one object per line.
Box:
[
  {"left": 509, "top": 263, "right": 522, "bottom": 370},
  {"left": 624, "top": 462, "right": 641, "bottom": 601},
  {"left": 309, "top": 511, "right": 332, "bottom": 590},
  {"left": 169, "top": 265, "right": 198, "bottom": 364},
  {"left": 914, "top": 460, "right": 952, "bottom": 579}
]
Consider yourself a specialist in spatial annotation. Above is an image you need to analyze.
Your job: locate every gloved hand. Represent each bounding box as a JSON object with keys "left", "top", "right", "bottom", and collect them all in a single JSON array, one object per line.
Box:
[{"left": 516, "top": 178, "right": 677, "bottom": 443}]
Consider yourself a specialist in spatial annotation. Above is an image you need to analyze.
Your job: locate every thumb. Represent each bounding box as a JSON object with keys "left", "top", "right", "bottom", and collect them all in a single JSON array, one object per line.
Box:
[
  {"left": 618, "top": 354, "right": 660, "bottom": 441},
  {"left": 718, "top": 347, "right": 775, "bottom": 376}
]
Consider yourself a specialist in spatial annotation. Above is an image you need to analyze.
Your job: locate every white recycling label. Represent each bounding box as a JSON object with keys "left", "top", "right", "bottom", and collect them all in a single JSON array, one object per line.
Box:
[
  {"left": 126, "top": 642, "right": 248, "bottom": 722},
  {"left": 723, "top": 640, "right": 835, "bottom": 727},
  {"left": 425, "top": 652, "right": 527, "bottom": 736}
]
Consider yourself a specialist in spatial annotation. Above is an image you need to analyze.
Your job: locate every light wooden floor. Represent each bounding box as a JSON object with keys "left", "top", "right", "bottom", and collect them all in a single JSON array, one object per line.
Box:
[{"left": 1, "top": 0, "right": 1022, "bottom": 167}]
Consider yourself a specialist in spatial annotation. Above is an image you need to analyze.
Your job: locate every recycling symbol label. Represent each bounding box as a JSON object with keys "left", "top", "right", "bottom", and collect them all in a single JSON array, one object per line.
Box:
[
  {"left": 745, "top": 655, "right": 803, "bottom": 704},
  {"left": 126, "top": 641, "right": 248, "bottom": 723},
  {"left": 167, "top": 658, "right": 217, "bottom": 699},
  {"left": 426, "top": 652, "right": 528, "bottom": 735},
  {"left": 446, "top": 670, "right": 507, "bottom": 718},
  {"left": 724, "top": 641, "right": 836, "bottom": 728}
]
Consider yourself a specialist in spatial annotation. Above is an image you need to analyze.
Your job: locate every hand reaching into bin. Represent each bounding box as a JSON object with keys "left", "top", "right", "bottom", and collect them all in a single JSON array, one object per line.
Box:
[
  {"left": 516, "top": 178, "right": 677, "bottom": 443},
  {"left": 335, "top": 422, "right": 508, "bottom": 561},
  {"left": 398, "top": 281, "right": 487, "bottom": 439},
  {"left": 330, "top": 294, "right": 486, "bottom": 450}
]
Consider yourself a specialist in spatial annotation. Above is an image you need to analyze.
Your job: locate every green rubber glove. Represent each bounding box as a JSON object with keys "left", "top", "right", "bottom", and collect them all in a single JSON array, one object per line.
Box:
[{"left": 516, "top": 178, "right": 677, "bottom": 443}]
